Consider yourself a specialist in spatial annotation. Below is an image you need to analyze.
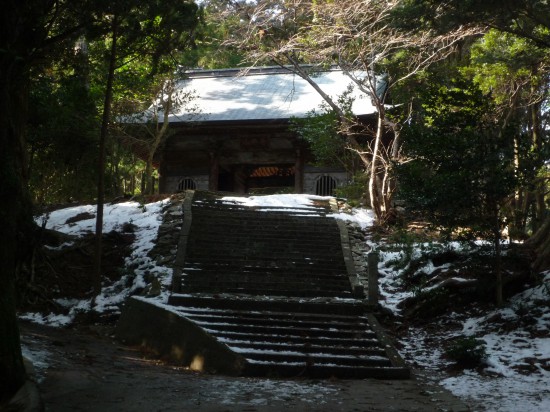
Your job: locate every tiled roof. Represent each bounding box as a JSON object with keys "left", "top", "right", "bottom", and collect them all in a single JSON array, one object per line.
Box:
[{"left": 166, "top": 67, "right": 377, "bottom": 123}]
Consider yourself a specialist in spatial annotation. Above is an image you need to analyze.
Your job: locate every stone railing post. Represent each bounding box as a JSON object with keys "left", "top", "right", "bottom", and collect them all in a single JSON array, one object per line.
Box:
[
  {"left": 171, "top": 190, "right": 194, "bottom": 294},
  {"left": 367, "top": 252, "right": 379, "bottom": 305}
]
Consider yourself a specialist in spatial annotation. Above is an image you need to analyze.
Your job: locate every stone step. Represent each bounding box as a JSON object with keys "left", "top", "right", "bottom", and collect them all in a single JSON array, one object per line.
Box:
[
  {"left": 212, "top": 330, "right": 380, "bottom": 348},
  {"left": 193, "top": 220, "right": 332, "bottom": 227},
  {"left": 183, "top": 271, "right": 348, "bottom": 279},
  {"left": 189, "top": 230, "right": 340, "bottom": 238},
  {"left": 191, "top": 215, "right": 336, "bottom": 222},
  {"left": 182, "top": 277, "right": 350, "bottom": 288},
  {"left": 181, "top": 270, "right": 348, "bottom": 282},
  {"left": 185, "top": 249, "right": 345, "bottom": 258},
  {"left": 181, "top": 276, "right": 351, "bottom": 288},
  {"left": 182, "top": 264, "right": 349, "bottom": 274},
  {"left": 182, "top": 286, "right": 353, "bottom": 298},
  {"left": 186, "top": 243, "right": 342, "bottom": 253},
  {"left": 183, "top": 256, "right": 346, "bottom": 266},
  {"left": 194, "top": 320, "right": 372, "bottom": 339},
  {"left": 177, "top": 311, "right": 369, "bottom": 331},
  {"left": 168, "top": 295, "right": 365, "bottom": 316},
  {"left": 188, "top": 244, "right": 340, "bottom": 251},
  {"left": 187, "top": 236, "right": 341, "bottom": 247},
  {"left": 190, "top": 220, "right": 333, "bottom": 228},
  {"left": 220, "top": 340, "right": 387, "bottom": 357},
  {"left": 174, "top": 306, "right": 367, "bottom": 323},
  {"left": 191, "top": 225, "right": 337, "bottom": 235},
  {"left": 191, "top": 209, "right": 331, "bottom": 217},
  {"left": 184, "top": 257, "right": 346, "bottom": 267},
  {"left": 172, "top": 298, "right": 393, "bottom": 374},
  {"left": 189, "top": 214, "right": 336, "bottom": 224},
  {"left": 238, "top": 351, "right": 393, "bottom": 368},
  {"left": 191, "top": 220, "right": 334, "bottom": 227},
  {"left": 181, "top": 273, "right": 350, "bottom": 283},
  {"left": 186, "top": 239, "right": 342, "bottom": 249}
]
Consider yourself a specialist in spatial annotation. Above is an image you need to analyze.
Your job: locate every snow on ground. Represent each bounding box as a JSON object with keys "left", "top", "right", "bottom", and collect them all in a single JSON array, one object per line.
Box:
[
  {"left": 203, "top": 376, "right": 338, "bottom": 407},
  {"left": 219, "top": 194, "right": 377, "bottom": 229},
  {"left": 377, "top": 242, "right": 550, "bottom": 412},
  {"left": 21, "top": 194, "right": 550, "bottom": 411},
  {"left": 442, "top": 272, "right": 550, "bottom": 411},
  {"left": 21, "top": 198, "right": 172, "bottom": 326},
  {"left": 221, "top": 193, "right": 331, "bottom": 209}
]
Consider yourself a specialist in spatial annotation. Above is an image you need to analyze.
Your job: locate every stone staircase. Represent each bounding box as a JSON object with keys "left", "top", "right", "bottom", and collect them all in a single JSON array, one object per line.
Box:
[{"left": 168, "top": 191, "right": 409, "bottom": 379}]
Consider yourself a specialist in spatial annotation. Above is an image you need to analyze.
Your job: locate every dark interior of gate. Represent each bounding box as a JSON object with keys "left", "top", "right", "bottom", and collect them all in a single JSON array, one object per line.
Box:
[{"left": 217, "top": 164, "right": 295, "bottom": 194}]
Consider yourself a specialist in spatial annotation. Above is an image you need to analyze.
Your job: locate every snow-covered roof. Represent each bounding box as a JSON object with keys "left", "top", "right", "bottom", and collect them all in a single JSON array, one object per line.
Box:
[{"left": 166, "top": 67, "right": 377, "bottom": 123}]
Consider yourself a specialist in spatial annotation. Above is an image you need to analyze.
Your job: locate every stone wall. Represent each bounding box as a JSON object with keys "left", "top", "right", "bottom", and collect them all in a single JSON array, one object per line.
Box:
[{"left": 147, "top": 193, "right": 186, "bottom": 269}]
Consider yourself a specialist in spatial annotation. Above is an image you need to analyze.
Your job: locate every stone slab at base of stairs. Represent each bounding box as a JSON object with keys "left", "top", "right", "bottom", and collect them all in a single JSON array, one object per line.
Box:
[{"left": 115, "top": 296, "right": 246, "bottom": 376}]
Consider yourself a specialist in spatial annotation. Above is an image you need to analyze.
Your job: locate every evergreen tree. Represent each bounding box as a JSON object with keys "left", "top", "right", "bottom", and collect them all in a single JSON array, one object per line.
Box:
[
  {"left": 0, "top": 0, "right": 99, "bottom": 402},
  {"left": 88, "top": 0, "right": 201, "bottom": 298},
  {"left": 398, "top": 74, "right": 518, "bottom": 304},
  {"left": 27, "top": 48, "right": 99, "bottom": 204},
  {"left": 403, "top": 0, "right": 549, "bottom": 272}
]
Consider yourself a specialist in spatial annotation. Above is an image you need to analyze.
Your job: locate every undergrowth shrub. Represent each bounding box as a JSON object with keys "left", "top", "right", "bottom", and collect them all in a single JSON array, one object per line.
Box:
[
  {"left": 333, "top": 173, "right": 369, "bottom": 207},
  {"left": 445, "top": 336, "right": 487, "bottom": 368}
]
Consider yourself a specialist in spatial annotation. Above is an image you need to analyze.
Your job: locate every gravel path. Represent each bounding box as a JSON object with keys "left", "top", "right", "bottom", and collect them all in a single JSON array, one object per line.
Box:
[{"left": 20, "top": 321, "right": 472, "bottom": 412}]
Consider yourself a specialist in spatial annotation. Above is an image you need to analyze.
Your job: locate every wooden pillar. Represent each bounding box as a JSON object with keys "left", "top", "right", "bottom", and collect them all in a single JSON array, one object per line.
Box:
[
  {"left": 234, "top": 165, "right": 246, "bottom": 194},
  {"left": 294, "top": 147, "right": 304, "bottom": 193},
  {"left": 140, "top": 171, "right": 146, "bottom": 194},
  {"left": 158, "top": 162, "right": 166, "bottom": 194},
  {"left": 209, "top": 152, "right": 219, "bottom": 191}
]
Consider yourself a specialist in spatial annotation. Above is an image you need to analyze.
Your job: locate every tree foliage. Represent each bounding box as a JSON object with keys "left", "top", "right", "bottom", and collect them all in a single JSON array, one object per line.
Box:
[
  {"left": 398, "top": 73, "right": 518, "bottom": 304},
  {"left": 1, "top": 0, "right": 203, "bottom": 400},
  {"left": 402, "top": 0, "right": 549, "bottom": 271},
  {"left": 117, "top": 77, "right": 200, "bottom": 195},
  {"left": 27, "top": 42, "right": 101, "bottom": 204},
  {"left": 290, "top": 88, "right": 356, "bottom": 171},
  {"left": 187, "top": 0, "right": 249, "bottom": 68},
  {"left": 226, "top": 0, "right": 480, "bottom": 224},
  {"left": 398, "top": 76, "right": 517, "bottom": 235},
  {"left": 0, "top": 0, "right": 103, "bottom": 401},
  {"left": 465, "top": 30, "right": 549, "bottom": 236}
]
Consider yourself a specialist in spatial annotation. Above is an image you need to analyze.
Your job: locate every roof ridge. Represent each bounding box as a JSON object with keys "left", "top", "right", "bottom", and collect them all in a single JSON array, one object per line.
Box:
[{"left": 182, "top": 65, "right": 340, "bottom": 79}]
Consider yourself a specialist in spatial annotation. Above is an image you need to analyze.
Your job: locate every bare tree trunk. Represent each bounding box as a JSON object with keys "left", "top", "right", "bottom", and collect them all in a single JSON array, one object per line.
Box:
[
  {"left": 130, "top": 155, "right": 136, "bottom": 195},
  {"left": 144, "top": 159, "right": 153, "bottom": 195},
  {"left": 530, "top": 98, "right": 546, "bottom": 231},
  {"left": 0, "top": 38, "right": 32, "bottom": 402},
  {"left": 144, "top": 86, "right": 171, "bottom": 195},
  {"left": 93, "top": 16, "right": 119, "bottom": 300},
  {"left": 369, "top": 112, "right": 385, "bottom": 223},
  {"left": 526, "top": 216, "right": 550, "bottom": 273},
  {"left": 494, "top": 223, "right": 503, "bottom": 307},
  {"left": 0, "top": 82, "right": 27, "bottom": 404}
]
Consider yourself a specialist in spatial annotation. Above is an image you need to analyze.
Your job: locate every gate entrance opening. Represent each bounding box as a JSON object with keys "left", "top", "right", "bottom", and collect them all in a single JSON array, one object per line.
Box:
[{"left": 218, "top": 164, "right": 295, "bottom": 194}]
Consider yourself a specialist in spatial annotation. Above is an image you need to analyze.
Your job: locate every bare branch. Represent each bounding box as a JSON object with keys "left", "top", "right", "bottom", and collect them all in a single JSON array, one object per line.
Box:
[{"left": 224, "top": 0, "right": 483, "bottom": 223}]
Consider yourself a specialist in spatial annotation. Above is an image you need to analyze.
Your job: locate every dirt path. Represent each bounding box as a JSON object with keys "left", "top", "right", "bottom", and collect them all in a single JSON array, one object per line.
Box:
[{"left": 20, "top": 321, "right": 472, "bottom": 412}]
